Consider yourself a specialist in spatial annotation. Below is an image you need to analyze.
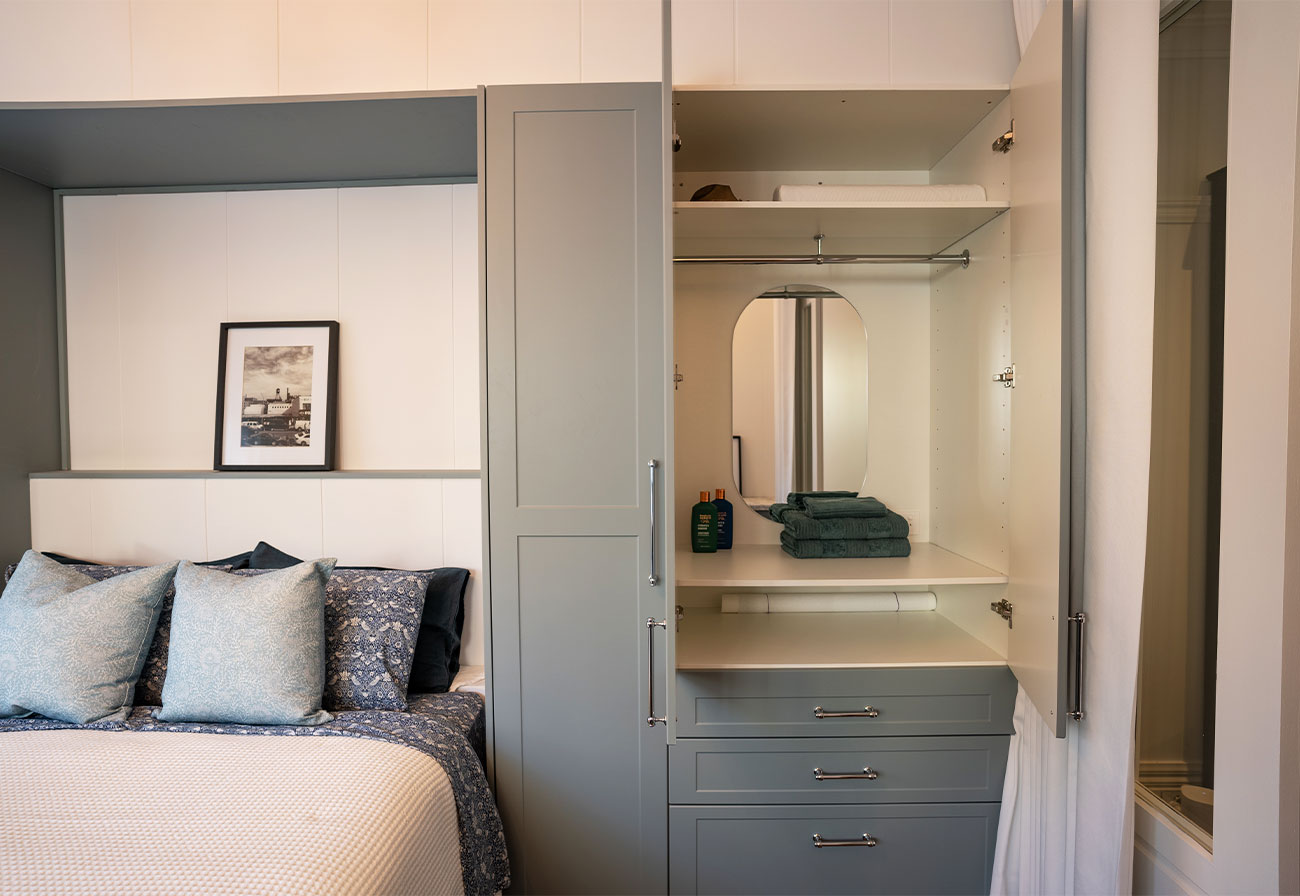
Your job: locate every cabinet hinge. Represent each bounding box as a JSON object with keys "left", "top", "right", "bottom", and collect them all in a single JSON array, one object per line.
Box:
[
  {"left": 992, "top": 120, "right": 1015, "bottom": 153},
  {"left": 673, "top": 363, "right": 684, "bottom": 390},
  {"left": 990, "top": 598, "right": 1013, "bottom": 628},
  {"left": 993, "top": 364, "right": 1015, "bottom": 388}
]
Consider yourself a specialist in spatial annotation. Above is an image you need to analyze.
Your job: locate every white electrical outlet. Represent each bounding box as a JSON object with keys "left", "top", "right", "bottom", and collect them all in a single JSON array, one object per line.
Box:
[{"left": 897, "top": 510, "right": 924, "bottom": 541}]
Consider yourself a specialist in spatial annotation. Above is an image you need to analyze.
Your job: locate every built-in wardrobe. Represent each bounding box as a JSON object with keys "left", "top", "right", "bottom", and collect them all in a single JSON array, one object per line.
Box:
[{"left": 482, "top": 1, "right": 1080, "bottom": 893}]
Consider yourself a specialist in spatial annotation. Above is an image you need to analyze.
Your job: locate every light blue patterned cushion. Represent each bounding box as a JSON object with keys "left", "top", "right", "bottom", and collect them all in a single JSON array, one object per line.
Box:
[
  {"left": 156, "top": 559, "right": 336, "bottom": 726},
  {"left": 0, "top": 551, "right": 178, "bottom": 724}
]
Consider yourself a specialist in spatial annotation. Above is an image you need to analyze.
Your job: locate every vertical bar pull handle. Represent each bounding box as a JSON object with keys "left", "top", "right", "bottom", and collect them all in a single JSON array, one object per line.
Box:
[
  {"left": 646, "top": 617, "right": 667, "bottom": 726},
  {"left": 647, "top": 459, "right": 660, "bottom": 586},
  {"left": 1068, "top": 612, "right": 1087, "bottom": 721}
]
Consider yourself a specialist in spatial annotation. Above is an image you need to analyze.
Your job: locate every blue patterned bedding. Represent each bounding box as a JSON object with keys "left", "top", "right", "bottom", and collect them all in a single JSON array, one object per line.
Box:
[{"left": 0, "top": 691, "right": 509, "bottom": 895}]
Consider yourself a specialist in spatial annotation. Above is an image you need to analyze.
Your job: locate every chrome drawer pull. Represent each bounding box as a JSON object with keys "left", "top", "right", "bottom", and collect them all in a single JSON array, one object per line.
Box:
[
  {"left": 812, "top": 834, "right": 878, "bottom": 848},
  {"left": 813, "top": 766, "right": 878, "bottom": 781},
  {"left": 813, "top": 705, "right": 880, "bottom": 719}
]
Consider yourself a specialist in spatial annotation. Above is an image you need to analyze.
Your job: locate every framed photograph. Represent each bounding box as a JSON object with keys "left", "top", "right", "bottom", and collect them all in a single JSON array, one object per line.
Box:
[{"left": 214, "top": 321, "right": 339, "bottom": 471}]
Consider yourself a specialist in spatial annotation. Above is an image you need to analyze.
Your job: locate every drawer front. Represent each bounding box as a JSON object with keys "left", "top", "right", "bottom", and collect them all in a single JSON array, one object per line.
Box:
[
  {"left": 676, "top": 667, "right": 1016, "bottom": 738},
  {"left": 669, "top": 803, "right": 998, "bottom": 896},
  {"left": 669, "top": 735, "right": 1008, "bottom": 804}
]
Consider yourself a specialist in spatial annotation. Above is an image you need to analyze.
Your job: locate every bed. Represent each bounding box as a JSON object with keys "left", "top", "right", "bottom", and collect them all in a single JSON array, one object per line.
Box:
[{"left": 0, "top": 549, "right": 510, "bottom": 896}]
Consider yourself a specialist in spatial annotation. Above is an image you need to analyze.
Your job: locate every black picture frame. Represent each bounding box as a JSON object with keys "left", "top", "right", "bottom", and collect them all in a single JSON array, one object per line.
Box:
[{"left": 214, "top": 321, "right": 339, "bottom": 471}]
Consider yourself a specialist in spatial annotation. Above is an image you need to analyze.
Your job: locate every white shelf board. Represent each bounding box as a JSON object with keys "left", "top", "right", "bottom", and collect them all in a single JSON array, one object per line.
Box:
[
  {"left": 676, "top": 607, "right": 1007, "bottom": 669},
  {"left": 671, "top": 87, "right": 1009, "bottom": 172},
  {"left": 672, "top": 201, "right": 1009, "bottom": 257},
  {"left": 675, "top": 542, "right": 1007, "bottom": 589}
]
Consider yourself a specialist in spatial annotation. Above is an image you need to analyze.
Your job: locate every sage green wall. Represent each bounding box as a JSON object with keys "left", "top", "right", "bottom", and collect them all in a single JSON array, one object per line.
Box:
[{"left": 0, "top": 169, "right": 59, "bottom": 567}]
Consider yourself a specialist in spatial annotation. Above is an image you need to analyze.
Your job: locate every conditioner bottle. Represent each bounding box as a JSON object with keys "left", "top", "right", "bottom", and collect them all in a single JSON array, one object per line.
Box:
[
  {"left": 691, "top": 491, "right": 718, "bottom": 553},
  {"left": 713, "top": 488, "right": 733, "bottom": 550}
]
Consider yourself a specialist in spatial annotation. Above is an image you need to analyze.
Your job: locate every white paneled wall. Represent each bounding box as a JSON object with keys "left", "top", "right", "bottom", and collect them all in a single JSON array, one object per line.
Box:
[
  {"left": 672, "top": 0, "right": 1019, "bottom": 86},
  {"left": 64, "top": 184, "right": 477, "bottom": 472},
  {"left": 0, "top": 0, "right": 663, "bottom": 102},
  {"left": 28, "top": 475, "right": 487, "bottom": 664}
]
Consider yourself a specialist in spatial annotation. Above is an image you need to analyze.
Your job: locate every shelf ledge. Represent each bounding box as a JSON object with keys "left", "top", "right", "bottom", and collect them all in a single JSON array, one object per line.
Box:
[{"left": 675, "top": 542, "right": 1007, "bottom": 588}]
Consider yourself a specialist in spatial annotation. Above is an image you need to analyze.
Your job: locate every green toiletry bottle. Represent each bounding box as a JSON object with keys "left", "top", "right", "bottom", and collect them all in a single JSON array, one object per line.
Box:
[
  {"left": 691, "top": 490, "right": 719, "bottom": 553},
  {"left": 713, "top": 488, "right": 733, "bottom": 550}
]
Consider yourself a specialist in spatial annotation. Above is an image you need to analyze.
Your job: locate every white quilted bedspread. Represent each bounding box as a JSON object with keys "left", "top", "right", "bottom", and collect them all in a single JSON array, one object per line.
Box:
[{"left": 0, "top": 730, "right": 464, "bottom": 896}]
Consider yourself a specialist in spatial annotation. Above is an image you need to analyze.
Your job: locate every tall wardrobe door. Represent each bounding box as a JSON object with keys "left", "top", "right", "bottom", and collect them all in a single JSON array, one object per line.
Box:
[
  {"left": 484, "top": 82, "right": 668, "bottom": 894},
  {"left": 1006, "top": 0, "right": 1076, "bottom": 739}
]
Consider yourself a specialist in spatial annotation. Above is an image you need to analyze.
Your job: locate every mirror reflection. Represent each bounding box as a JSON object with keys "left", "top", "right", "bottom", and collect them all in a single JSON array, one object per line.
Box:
[{"left": 731, "top": 285, "right": 868, "bottom": 511}]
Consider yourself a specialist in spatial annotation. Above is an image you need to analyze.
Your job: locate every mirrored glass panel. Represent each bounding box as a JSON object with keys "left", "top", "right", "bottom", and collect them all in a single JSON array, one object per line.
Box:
[{"left": 730, "top": 284, "right": 867, "bottom": 511}]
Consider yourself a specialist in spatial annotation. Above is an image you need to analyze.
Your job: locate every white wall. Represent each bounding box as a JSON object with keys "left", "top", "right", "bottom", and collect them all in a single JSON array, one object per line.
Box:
[
  {"left": 45, "top": 183, "right": 489, "bottom": 665},
  {"left": 1209, "top": 1, "right": 1300, "bottom": 891},
  {"left": 63, "top": 185, "right": 479, "bottom": 472},
  {"left": 0, "top": 0, "right": 663, "bottom": 102},
  {"left": 671, "top": 0, "right": 1018, "bottom": 87}
]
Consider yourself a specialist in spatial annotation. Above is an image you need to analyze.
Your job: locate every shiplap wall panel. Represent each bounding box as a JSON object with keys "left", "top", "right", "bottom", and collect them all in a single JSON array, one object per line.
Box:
[
  {"left": 321, "top": 478, "right": 444, "bottom": 567},
  {"left": 63, "top": 185, "right": 474, "bottom": 472},
  {"left": 278, "top": 0, "right": 428, "bottom": 96},
  {"left": 0, "top": 0, "right": 131, "bottom": 101},
  {"left": 451, "top": 183, "right": 480, "bottom": 469},
  {"left": 115, "top": 193, "right": 227, "bottom": 470},
  {"left": 204, "top": 478, "right": 325, "bottom": 561},
  {"left": 735, "top": 0, "right": 891, "bottom": 86},
  {"left": 28, "top": 478, "right": 94, "bottom": 561},
  {"left": 227, "top": 189, "right": 340, "bottom": 322},
  {"left": 89, "top": 478, "right": 209, "bottom": 564},
  {"left": 427, "top": 0, "right": 581, "bottom": 88},
  {"left": 337, "top": 186, "right": 456, "bottom": 470},
  {"left": 440, "top": 477, "right": 484, "bottom": 675},
  {"left": 63, "top": 196, "right": 126, "bottom": 470},
  {"left": 130, "top": 0, "right": 279, "bottom": 100},
  {"left": 29, "top": 476, "right": 487, "bottom": 664},
  {"left": 580, "top": 0, "right": 663, "bottom": 83}
]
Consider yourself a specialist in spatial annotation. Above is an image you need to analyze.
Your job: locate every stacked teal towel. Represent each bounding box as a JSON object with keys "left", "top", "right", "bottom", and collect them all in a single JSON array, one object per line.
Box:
[
  {"left": 780, "top": 531, "right": 911, "bottom": 559},
  {"left": 801, "top": 496, "right": 887, "bottom": 519},
  {"left": 777, "top": 492, "right": 910, "bottom": 559},
  {"left": 782, "top": 509, "right": 909, "bottom": 541}
]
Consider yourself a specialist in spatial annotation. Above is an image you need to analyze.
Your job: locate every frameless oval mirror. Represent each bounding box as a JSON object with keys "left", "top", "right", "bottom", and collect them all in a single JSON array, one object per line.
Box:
[{"left": 731, "top": 284, "right": 868, "bottom": 512}]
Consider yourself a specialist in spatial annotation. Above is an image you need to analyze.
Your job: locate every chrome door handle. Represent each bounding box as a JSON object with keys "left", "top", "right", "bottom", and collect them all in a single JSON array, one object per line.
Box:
[
  {"left": 813, "top": 767, "right": 879, "bottom": 781},
  {"left": 814, "top": 705, "right": 880, "bottom": 718},
  {"left": 646, "top": 617, "right": 666, "bottom": 726},
  {"left": 647, "top": 459, "right": 660, "bottom": 586},
  {"left": 812, "top": 834, "right": 878, "bottom": 848}
]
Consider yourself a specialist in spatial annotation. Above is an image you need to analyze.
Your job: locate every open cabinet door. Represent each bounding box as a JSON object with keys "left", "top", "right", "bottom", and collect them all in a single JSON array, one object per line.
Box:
[{"left": 1007, "top": 0, "right": 1075, "bottom": 739}]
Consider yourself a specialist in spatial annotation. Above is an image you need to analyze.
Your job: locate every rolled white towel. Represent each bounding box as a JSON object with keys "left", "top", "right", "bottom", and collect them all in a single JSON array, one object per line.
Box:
[{"left": 773, "top": 183, "right": 988, "bottom": 202}]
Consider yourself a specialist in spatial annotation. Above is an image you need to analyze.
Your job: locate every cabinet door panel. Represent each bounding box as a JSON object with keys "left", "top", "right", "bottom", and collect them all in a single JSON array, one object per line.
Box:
[
  {"left": 1007, "top": 0, "right": 1075, "bottom": 738},
  {"left": 485, "top": 82, "right": 669, "bottom": 894}
]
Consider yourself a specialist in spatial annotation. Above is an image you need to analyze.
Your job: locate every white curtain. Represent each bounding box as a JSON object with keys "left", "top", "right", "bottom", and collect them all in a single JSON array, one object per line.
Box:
[{"left": 992, "top": 1, "right": 1158, "bottom": 893}]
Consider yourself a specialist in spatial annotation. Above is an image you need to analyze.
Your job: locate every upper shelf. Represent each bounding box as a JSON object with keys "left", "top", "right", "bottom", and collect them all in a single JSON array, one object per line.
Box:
[
  {"left": 675, "top": 543, "right": 1008, "bottom": 589},
  {"left": 672, "top": 200, "right": 1009, "bottom": 257},
  {"left": 0, "top": 91, "right": 477, "bottom": 189},
  {"left": 672, "top": 87, "right": 1009, "bottom": 173}
]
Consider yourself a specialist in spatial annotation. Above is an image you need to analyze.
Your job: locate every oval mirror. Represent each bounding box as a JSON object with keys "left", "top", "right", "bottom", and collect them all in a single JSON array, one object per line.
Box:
[{"left": 730, "top": 284, "right": 868, "bottom": 513}]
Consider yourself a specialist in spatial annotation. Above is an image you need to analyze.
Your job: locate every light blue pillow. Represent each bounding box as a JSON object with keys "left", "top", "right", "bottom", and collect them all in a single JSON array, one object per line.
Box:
[
  {"left": 0, "top": 551, "right": 178, "bottom": 724},
  {"left": 157, "top": 559, "right": 336, "bottom": 726}
]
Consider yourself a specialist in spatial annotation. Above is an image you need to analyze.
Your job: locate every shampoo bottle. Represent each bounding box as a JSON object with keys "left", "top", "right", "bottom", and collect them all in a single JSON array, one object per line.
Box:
[
  {"left": 713, "top": 488, "right": 733, "bottom": 550},
  {"left": 691, "top": 491, "right": 719, "bottom": 553}
]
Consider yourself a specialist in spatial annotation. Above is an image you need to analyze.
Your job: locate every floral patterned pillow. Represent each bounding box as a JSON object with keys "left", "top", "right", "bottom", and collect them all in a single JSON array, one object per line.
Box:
[{"left": 233, "top": 567, "right": 429, "bottom": 711}]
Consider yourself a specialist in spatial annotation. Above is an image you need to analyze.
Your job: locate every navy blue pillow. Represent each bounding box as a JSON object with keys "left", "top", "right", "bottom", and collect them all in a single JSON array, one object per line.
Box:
[
  {"left": 247, "top": 542, "right": 468, "bottom": 694},
  {"left": 40, "top": 550, "right": 253, "bottom": 570}
]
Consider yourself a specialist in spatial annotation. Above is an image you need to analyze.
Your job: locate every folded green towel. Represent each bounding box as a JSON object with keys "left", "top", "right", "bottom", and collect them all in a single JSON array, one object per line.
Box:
[
  {"left": 779, "top": 531, "right": 911, "bottom": 559},
  {"left": 768, "top": 502, "right": 796, "bottom": 522},
  {"left": 801, "top": 496, "right": 888, "bottom": 519},
  {"left": 782, "top": 509, "right": 909, "bottom": 540},
  {"left": 787, "top": 490, "right": 858, "bottom": 507}
]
